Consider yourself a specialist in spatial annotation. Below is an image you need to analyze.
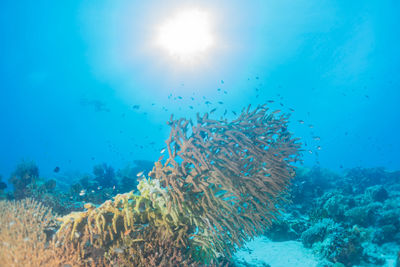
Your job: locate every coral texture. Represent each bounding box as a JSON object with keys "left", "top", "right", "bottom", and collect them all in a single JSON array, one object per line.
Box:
[
  {"left": 55, "top": 104, "right": 300, "bottom": 265},
  {"left": 0, "top": 199, "right": 83, "bottom": 267}
]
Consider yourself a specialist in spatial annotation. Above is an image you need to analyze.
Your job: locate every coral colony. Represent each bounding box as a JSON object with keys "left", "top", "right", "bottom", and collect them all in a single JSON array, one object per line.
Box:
[
  {"left": 0, "top": 104, "right": 300, "bottom": 266},
  {"left": 1, "top": 105, "right": 399, "bottom": 266},
  {"left": 56, "top": 104, "right": 300, "bottom": 265}
]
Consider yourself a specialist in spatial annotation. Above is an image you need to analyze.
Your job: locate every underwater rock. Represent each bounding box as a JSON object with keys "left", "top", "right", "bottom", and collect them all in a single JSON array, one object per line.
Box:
[
  {"left": 344, "top": 202, "right": 382, "bottom": 227},
  {"left": 320, "top": 192, "right": 350, "bottom": 221},
  {"left": 313, "top": 226, "right": 363, "bottom": 266},
  {"left": 365, "top": 185, "right": 389, "bottom": 202},
  {"left": 301, "top": 219, "right": 336, "bottom": 248},
  {"left": 266, "top": 216, "right": 305, "bottom": 242}
]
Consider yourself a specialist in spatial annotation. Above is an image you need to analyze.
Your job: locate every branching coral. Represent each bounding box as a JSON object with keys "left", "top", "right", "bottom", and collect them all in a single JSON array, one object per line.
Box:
[
  {"left": 56, "top": 104, "right": 301, "bottom": 266},
  {"left": 0, "top": 198, "right": 83, "bottom": 267}
]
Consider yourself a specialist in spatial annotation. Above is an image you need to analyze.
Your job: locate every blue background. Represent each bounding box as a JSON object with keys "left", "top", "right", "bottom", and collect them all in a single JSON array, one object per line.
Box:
[{"left": 1, "top": 0, "right": 399, "bottom": 180}]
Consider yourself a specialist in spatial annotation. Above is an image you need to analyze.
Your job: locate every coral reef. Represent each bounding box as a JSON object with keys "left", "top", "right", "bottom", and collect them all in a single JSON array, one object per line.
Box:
[
  {"left": 265, "top": 167, "right": 400, "bottom": 266},
  {"left": 8, "top": 160, "right": 40, "bottom": 199},
  {"left": 93, "top": 163, "right": 117, "bottom": 189},
  {"left": 55, "top": 104, "right": 300, "bottom": 265},
  {"left": 0, "top": 174, "right": 7, "bottom": 200},
  {"left": 0, "top": 198, "right": 82, "bottom": 267}
]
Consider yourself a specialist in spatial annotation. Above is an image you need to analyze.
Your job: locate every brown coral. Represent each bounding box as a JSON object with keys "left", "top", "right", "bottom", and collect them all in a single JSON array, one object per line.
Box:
[
  {"left": 0, "top": 198, "right": 83, "bottom": 267},
  {"left": 150, "top": 104, "right": 300, "bottom": 258},
  {"left": 55, "top": 104, "right": 300, "bottom": 265}
]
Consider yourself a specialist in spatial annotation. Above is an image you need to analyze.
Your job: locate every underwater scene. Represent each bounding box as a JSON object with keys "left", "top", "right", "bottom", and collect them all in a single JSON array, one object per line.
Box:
[{"left": 0, "top": 1, "right": 399, "bottom": 267}]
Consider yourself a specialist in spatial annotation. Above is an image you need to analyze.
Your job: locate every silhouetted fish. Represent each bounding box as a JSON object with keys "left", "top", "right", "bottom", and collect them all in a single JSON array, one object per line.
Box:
[
  {"left": 53, "top": 166, "right": 60, "bottom": 173},
  {"left": 210, "top": 108, "right": 217, "bottom": 114},
  {"left": 132, "top": 105, "right": 140, "bottom": 110}
]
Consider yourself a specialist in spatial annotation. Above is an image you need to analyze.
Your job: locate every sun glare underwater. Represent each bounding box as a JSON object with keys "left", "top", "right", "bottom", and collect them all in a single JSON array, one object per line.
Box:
[{"left": 0, "top": 0, "right": 400, "bottom": 266}]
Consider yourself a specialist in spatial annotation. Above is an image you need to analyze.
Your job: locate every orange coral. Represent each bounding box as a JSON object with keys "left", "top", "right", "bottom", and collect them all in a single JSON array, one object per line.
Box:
[
  {"left": 53, "top": 104, "right": 300, "bottom": 265},
  {"left": 150, "top": 104, "right": 300, "bottom": 258},
  {"left": 0, "top": 198, "right": 84, "bottom": 267}
]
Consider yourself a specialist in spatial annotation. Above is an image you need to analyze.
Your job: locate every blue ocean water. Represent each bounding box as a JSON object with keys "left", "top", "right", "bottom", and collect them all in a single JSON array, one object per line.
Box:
[
  {"left": 1, "top": 0, "right": 399, "bottom": 179},
  {"left": 0, "top": 1, "right": 400, "bottom": 266}
]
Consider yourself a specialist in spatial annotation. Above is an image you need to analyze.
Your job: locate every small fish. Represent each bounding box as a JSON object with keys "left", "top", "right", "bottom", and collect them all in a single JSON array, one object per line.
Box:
[
  {"left": 160, "top": 148, "right": 166, "bottom": 154},
  {"left": 308, "top": 150, "right": 313, "bottom": 154},
  {"left": 53, "top": 166, "right": 60, "bottom": 173},
  {"left": 267, "top": 100, "right": 274, "bottom": 103},
  {"left": 113, "top": 185, "right": 116, "bottom": 190},
  {"left": 132, "top": 105, "right": 140, "bottom": 110},
  {"left": 223, "top": 109, "right": 227, "bottom": 116},
  {"left": 289, "top": 108, "right": 295, "bottom": 112},
  {"left": 97, "top": 186, "right": 102, "bottom": 190},
  {"left": 217, "top": 88, "right": 221, "bottom": 91},
  {"left": 136, "top": 171, "right": 144, "bottom": 177},
  {"left": 232, "top": 111, "right": 237, "bottom": 116},
  {"left": 298, "top": 120, "right": 305, "bottom": 124},
  {"left": 191, "top": 97, "right": 194, "bottom": 100},
  {"left": 224, "top": 91, "right": 228, "bottom": 94},
  {"left": 218, "top": 101, "right": 224, "bottom": 105},
  {"left": 178, "top": 96, "right": 183, "bottom": 99},
  {"left": 205, "top": 101, "right": 212, "bottom": 105},
  {"left": 210, "top": 108, "right": 217, "bottom": 114},
  {"left": 113, "top": 248, "right": 124, "bottom": 254},
  {"left": 309, "top": 124, "right": 314, "bottom": 128},
  {"left": 317, "top": 146, "right": 321, "bottom": 150},
  {"left": 189, "top": 106, "right": 193, "bottom": 109},
  {"left": 272, "top": 110, "right": 281, "bottom": 114},
  {"left": 91, "top": 190, "right": 95, "bottom": 193},
  {"left": 79, "top": 190, "right": 86, "bottom": 196},
  {"left": 313, "top": 136, "right": 321, "bottom": 141}
]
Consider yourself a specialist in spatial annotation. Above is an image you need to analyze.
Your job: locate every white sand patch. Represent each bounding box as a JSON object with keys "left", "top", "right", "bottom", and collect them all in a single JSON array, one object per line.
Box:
[{"left": 233, "top": 236, "right": 319, "bottom": 267}]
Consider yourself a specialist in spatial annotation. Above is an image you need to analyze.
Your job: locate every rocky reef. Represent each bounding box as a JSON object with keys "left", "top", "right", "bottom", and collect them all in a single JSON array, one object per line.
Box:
[{"left": 265, "top": 167, "right": 400, "bottom": 266}]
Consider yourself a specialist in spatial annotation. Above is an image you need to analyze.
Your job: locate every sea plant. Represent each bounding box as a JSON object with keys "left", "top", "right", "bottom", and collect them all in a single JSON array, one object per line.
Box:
[{"left": 56, "top": 104, "right": 301, "bottom": 265}]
